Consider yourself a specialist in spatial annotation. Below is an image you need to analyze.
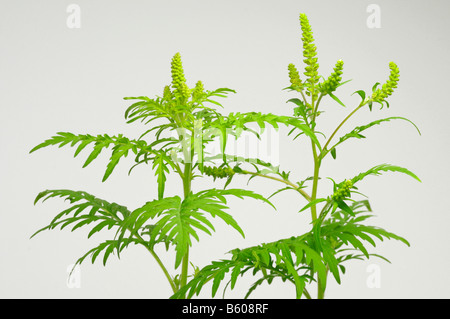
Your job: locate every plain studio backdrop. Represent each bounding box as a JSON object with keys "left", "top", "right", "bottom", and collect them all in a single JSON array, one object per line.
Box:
[{"left": 0, "top": 0, "right": 448, "bottom": 299}]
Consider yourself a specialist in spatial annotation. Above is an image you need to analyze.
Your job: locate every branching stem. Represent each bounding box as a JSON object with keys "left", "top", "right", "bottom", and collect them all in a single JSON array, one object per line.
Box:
[
  {"left": 238, "top": 169, "right": 312, "bottom": 202},
  {"left": 321, "top": 102, "right": 365, "bottom": 159}
]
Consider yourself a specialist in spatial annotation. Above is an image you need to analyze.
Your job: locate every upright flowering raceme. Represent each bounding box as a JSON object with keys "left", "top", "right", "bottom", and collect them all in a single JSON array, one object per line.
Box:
[
  {"left": 171, "top": 53, "right": 190, "bottom": 100},
  {"left": 192, "top": 80, "right": 205, "bottom": 101},
  {"left": 319, "top": 60, "right": 344, "bottom": 94},
  {"left": 299, "top": 13, "right": 320, "bottom": 100},
  {"left": 371, "top": 62, "right": 400, "bottom": 106},
  {"left": 163, "top": 85, "right": 173, "bottom": 100},
  {"left": 288, "top": 63, "right": 303, "bottom": 92}
]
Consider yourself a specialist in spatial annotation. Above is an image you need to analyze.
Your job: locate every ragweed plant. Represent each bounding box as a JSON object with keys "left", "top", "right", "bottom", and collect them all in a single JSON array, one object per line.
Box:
[
  {"left": 173, "top": 13, "right": 421, "bottom": 299},
  {"left": 30, "top": 50, "right": 324, "bottom": 296},
  {"left": 30, "top": 53, "right": 312, "bottom": 296}
]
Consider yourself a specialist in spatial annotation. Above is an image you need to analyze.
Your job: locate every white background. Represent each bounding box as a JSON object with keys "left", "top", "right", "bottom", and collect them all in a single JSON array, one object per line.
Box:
[{"left": 1, "top": 0, "right": 449, "bottom": 298}]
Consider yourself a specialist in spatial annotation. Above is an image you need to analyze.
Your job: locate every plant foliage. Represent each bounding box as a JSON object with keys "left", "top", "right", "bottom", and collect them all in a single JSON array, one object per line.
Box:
[
  {"left": 30, "top": 14, "right": 420, "bottom": 299},
  {"left": 171, "top": 13, "right": 420, "bottom": 299}
]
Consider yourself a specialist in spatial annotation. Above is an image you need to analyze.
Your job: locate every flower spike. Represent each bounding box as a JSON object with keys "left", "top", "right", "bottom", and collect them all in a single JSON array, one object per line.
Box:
[
  {"left": 371, "top": 62, "right": 400, "bottom": 107},
  {"left": 319, "top": 60, "right": 344, "bottom": 94},
  {"left": 288, "top": 63, "right": 303, "bottom": 92},
  {"left": 171, "top": 52, "right": 190, "bottom": 100},
  {"left": 299, "top": 13, "right": 320, "bottom": 100}
]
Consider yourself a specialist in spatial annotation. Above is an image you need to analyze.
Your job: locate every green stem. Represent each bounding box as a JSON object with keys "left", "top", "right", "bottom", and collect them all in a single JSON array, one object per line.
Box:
[
  {"left": 183, "top": 163, "right": 192, "bottom": 198},
  {"left": 131, "top": 233, "right": 177, "bottom": 294},
  {"left": 321, "top": 102, "right": 365, "bottom": 159},
  {"left": 309, "top": 93, "right": 321, "bottom": 221},
  {"left": 239, "top": 169, "right": 312, "bottom": 202},
  {"left": 143, "top": 240, "right": 177, "bottom": 293},
  {"left": 310, "top": 98, "right": 366, "bottom": 299},
  {"left": 310, "top": 156, "right": 325, "bottom": 299},
  {"left": 103, "top": 208, "right": 176, "bottom": 293},
  {"left": 180, "top": 246, "right": 190, "bottom": 289},
  {"left": 317, "top": 283, "right": 325, "bottom": 299},
  {"left": 300, "top": 90, "right": 308, "bottom": 106},
  {"left": 310, "top": 158, "right": 320, "bottom": 221},
  {"left": 303, "top": 288, "right": 312, "bottom": 299},
  {"left": 178, "top": 158, "right": 192, "bottom": 296},
  {"left": 312, "top": 93, "right": 324, "bottom": 119},
  {"left": 307, "top": 93, "right": 325, "bottom": 299}
]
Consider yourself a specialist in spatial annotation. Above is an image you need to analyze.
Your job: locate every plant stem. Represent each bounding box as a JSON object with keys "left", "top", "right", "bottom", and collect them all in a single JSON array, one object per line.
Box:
[
  {"left": 309, "top": 94, "right": 321, "bottom": 221},
  {"left": 239, "top": 169, "right": 312, "bottom": 202},
  {"left": 145, "top": 242, "right": 178, "bottom": 293},
  {"left": 310, "top": 99, "right": 366, "bottom": 299},
  {"left": 180, "top": 247, "right": 190, "bottom": 289},
  {"left": 310, "top": 145, "right": 326, "bottom": 298},
  {"left": 312, "top": 93, "right": 323, "bottom": 118},
  {"left": 179, "top": 158, "right": 192, "bottom": 296},
  {"left": 103, "top": 208, "right": 176, "bottom": 293},
  {"left": 183, "top": 163, "right": 192, "bottom": 198},
  {"left": 303, "top": 288, "right": 312, "bottom": 299},
  {"left": 310, "top": 158, "right": 320, "bottom": 221},
  {"left": 321, "top": 102, "right": 365, "bottom": 159},
  {"left": 308, "top": 93, "right": 327, "bottom": 299},
  {"left": 317, "top": 282, "right": 325, "bottom": 299}
]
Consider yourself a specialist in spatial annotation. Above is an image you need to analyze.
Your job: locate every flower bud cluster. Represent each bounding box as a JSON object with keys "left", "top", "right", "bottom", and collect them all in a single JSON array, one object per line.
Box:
[
  {"left": 170, "top": 53, "right": 190, "bottom": 100},
  {"left": 371, "top": 62, "right": 400, "bottom": 104},
  {"left": 192, "top": 81, "right": 205, "bottom": 101},
  {"left": 203, "top": 166, "right": 235, "bottom": 179},
  {"left": 163, "top": 85, "right": 173, "bottom": 100},
  {"left": 332, "top": 179, "right": 353, "bottom": 201},
  {"left": 319, "top": 60, "right": 344, "bottom": 94},
  {"left": 288, "top": 63, "right": 303, "bottom": 91},
  {"left": 300, "top": 13, "right": 320, "bottom": 100}
]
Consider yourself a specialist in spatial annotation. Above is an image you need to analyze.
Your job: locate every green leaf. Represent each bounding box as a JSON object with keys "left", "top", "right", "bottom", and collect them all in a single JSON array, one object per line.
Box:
[
  {"left": 153, "top": 152, "right": 170, "bottom": 200},
  {"left": 352, "top": 90, "right": 366, "bottom": 102},
  {"left": 88, "top": 220, "right": 116, "bottom": 238},
  {"left": 328, "top": 92, "right": 346, "bottom": 107},
  {"left": 320, "top": 238, "right": 340, "bottom": 283},
  {"left": 337, "top": 201, "right": 355, "bottom": 216},
  {"left": 119, "top": 188, "right": 271, "bottom": 269},
  {"left": 299, "top": 198, "right": 327, "bottom": 213},
  {"left": 210, "top": 112, "right": 322, "bottom": 151},
  {"left": 212, "top": 268, "right": 228, "bottom": 297},
  {"left": 103, "top": 142, "right": 133, "bottom": 182},
  {"left": 185, "top": 191, "right": 244, "bottom": 238},
  {"left": 330, "top": 147, "right": 337, "bottom": 159},
  {"left": 288, "top": 98, "right": 307, "bottom": 118},
  {"left": 197, "top": 188, "right": 276, "bottom": 210},
  {"left": 71, "top": 239, "right": 140, "bottom": 272},
  {"left": 335, "top": 117, "right": 421, "bottom": 149},
  {"left": 83, "top": 141, "right": 108, "bottom": 168},
  {"left": 372, "top": 82, "right": 381, "bottom": 92},
  {"left": 29, "top": 132, "right": 158, "bottom": 182},
  {"left": 352, "top": 163, "right": 421, "bottom": 183},
  {"left": 338, "top": 233, "right": 369, "bottom": 258},
  {"left": 268, "top": 186, "right": 296, "bottom": 199},
  {"left": 32, "top": 189, "right": 130, "bottom": 239}
]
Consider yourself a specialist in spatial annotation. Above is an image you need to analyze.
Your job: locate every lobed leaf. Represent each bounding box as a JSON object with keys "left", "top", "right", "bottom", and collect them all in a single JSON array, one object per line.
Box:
[{"left": 351, "top": 163, "right": 421, "bottom": 183}]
